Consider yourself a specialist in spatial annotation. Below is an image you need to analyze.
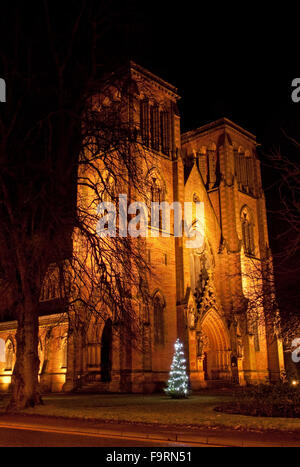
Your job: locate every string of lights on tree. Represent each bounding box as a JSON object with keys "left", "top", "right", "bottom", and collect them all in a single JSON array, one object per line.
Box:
[{"left": 165, "top": 338, "right": 189, "bottom": 398}]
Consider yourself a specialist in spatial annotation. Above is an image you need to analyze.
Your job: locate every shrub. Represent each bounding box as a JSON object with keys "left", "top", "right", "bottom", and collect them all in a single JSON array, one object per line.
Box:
[{"left": 215, "top": 382, "right": 300, "bottom": 418}]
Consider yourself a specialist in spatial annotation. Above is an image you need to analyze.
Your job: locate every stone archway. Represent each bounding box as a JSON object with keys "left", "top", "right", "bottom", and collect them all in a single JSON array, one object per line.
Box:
[{"left": 198, "top": 309, "right": 231, "bottom": 382}]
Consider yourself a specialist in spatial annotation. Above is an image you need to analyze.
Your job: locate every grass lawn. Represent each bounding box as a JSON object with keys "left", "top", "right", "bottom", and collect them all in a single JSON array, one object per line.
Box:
[{"left": 1, "top": 390, "right": 300, "bottom": 432}]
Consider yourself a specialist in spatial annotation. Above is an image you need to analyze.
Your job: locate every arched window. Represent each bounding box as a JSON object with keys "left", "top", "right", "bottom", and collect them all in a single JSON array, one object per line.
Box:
[
  {"left": 87, "top": 322, "right": 101, "bottom": 368},
  {"left": 140, "top": 99, "right": 149, "bottom": 146},
  {"left": 160, "top": 110, "right": 170, "bottom": 156},
  {"left": 150, "top": 105, "right": 160, "bottom": 151},
  {"left": 98, "top": 172, "right": 116, "bottom": 235},
  {"left": 40, "top": 265, "right": 60, "bottom": 302},
  {"left": 5, "top": 339, "right": 14, "bottom": 371},
  {"left": 150, "top": 176, "right": 164, "bottom": 204},
  {"left": 61, "top": 335, "right": 68, "bottom": 369},
  {"left": 241, "top": 206, "right": 255, "bottom": 256},
  {"left": 235, "top": 148, "right": 255, "bottom": 194},
  {"left": 147, "top": 169, "right": 165, "bottom": 230},
  {"left": 207, "top": 143, "right": 217, "bottom": 189},
  {"left": 153, "top": 292, "right": 165, "bottom": 345},
  {"left": 198, "top": 147, "right": 208, "bottom": 185}
]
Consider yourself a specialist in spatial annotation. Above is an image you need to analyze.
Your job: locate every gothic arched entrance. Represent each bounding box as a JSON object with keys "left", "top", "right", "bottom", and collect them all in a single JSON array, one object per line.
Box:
[
  {"left": 198, "top": 309, "right": 231, "bottom": 382},
  {"left": 101, "top": 319, "right": 112, "bottom": 382}
]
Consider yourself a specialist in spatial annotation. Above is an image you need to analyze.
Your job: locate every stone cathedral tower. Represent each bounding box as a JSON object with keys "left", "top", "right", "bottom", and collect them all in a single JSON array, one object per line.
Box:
[
  {"left": 181, "top": 119, "right": 284, "bottom": 388},
  {"left": 0, "top": 62, "right": 284, "bottom": 393}
]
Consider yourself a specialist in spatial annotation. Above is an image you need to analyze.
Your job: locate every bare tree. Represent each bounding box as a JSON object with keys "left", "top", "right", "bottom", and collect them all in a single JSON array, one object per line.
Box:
[
  {"left": 0, "top": 1, "right": 155, "bottom": 410},
  {"left": 263, "top": 134, "right": 300, "bottom": 346},
  {"left": 224, "top": 254, "right": 280, "bottom": 337}
]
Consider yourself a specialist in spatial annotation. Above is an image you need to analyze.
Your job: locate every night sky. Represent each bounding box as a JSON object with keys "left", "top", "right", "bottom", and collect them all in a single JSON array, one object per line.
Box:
[{"left": 108, "top": 2, "right": 299, "bottom": 139}]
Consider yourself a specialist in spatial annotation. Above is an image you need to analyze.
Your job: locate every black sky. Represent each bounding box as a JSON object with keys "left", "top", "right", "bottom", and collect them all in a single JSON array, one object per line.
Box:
[
  {"left": 107, "top": 2, "right": 300, "bottom": 219},
  {"left": 106, "top": 1, "right": 300, "bottom": 142}
]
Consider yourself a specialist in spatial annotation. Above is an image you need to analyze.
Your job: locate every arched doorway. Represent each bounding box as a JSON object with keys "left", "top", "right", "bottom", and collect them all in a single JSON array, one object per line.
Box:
[
  {"left": 199, "top": 309, "right": 231, "bottom": 381},
  {"left": 101, "top": 319, "right": 112, "bottom": 382}
]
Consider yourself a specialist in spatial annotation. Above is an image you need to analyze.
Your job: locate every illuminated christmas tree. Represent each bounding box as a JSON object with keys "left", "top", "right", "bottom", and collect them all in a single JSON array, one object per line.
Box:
[{"left": 165, "top": 338, "right": 189, "bottom": 398}]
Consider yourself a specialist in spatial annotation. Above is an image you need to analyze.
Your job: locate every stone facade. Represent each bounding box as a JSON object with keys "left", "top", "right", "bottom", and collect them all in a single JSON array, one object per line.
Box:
[{"left": 0, "top": 62, "right": 284, "bottom": 393}]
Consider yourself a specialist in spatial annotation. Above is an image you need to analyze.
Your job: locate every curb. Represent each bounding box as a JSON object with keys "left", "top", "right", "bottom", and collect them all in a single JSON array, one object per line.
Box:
[{"left": 0, "top": 421, "right": 299, "bottom": 447}]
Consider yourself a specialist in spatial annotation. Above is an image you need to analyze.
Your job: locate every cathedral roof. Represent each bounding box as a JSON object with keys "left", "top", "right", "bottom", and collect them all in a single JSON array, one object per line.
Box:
[
  {"left": 181, "top": 117, "right": 257, "bottom": 145},
  {"left": 105, "top": 60, "right": 180, "bottom": 100}
]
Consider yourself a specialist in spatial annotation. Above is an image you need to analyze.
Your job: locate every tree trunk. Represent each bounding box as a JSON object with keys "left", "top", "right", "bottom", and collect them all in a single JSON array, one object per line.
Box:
[{"left": 7, "top": 300, "right": 42, "bottom": 411}]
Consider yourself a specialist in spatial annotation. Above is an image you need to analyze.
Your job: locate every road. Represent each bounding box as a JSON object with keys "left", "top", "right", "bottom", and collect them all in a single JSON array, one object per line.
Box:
[
  {"left": 0, "top": 425, "right": 180, "bottom": 447},
  {"left": 0, "top": 421, "right": 213, "bottom": 447},
  {"left": 3, "top": 414, "right": 299, "bottom": 447}
]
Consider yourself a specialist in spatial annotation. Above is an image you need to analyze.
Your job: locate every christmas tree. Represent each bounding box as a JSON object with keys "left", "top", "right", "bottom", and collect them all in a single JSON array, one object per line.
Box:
[{"left": 165, "top": 338, "right": 189, "bottom": 398}]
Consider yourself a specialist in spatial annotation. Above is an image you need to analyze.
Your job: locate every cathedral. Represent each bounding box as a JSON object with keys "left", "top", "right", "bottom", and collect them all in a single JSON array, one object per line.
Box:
[{"left": 0, "top": 62, "right": 285, "bottom": 393}]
